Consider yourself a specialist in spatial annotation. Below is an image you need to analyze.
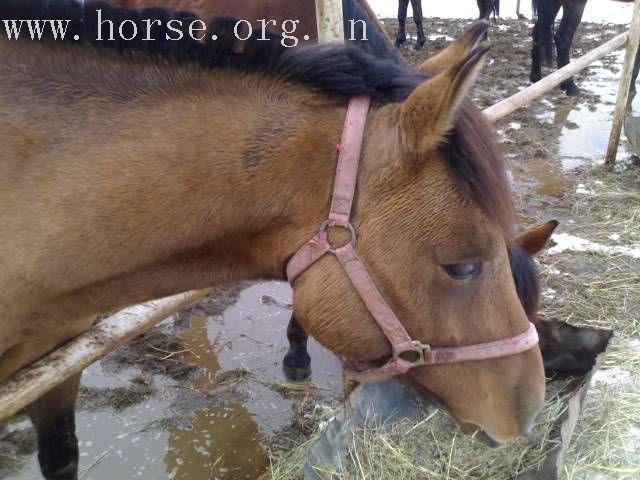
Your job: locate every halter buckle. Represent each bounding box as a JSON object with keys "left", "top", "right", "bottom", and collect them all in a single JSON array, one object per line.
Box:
[
  {"left": 319, "top": 220, "right": 357, "bottom": 252},
  {"left": 395, "top": 340, "right": 430, "bottom": 368}
]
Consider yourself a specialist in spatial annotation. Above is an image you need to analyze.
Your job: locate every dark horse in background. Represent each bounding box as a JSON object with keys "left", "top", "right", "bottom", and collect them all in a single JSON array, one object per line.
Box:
[
  {"left": 395, "top": 0, "right": 499, "bottom": 50},
  {"left": 530, "top": 0, "right": 589, "bottom": 95}
]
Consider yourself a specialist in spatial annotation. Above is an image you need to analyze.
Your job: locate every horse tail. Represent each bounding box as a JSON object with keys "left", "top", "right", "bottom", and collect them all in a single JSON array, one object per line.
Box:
[{"left": 532, "top": 0, "right": 555, "bottom": 66}]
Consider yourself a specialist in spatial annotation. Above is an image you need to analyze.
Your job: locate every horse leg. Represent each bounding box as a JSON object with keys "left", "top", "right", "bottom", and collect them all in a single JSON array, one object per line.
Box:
[
  {"left": 28, "top": 373, "right": 81, "bottom": 480},
  {"left": 395, "top": 0, "right": 410, "bottom": 47},
  {"left": 555, "top": 0, "right": 586, "bottom": 95},
  {"left": 409, "top": 0, "right": 426, "bottom": 50},
  {"left": 282, "top": 315, "right": 311, "bottom": 381},
  {"left": 530, "top": 0, "right": 561, "bottom": 83},
  {"left": 477, "top": 0, "right": 492, "bottom": 19},
  {"left": 630, "top": 43, "right": 640, "bottom": 95},
  {"left": 476, "top": 0, "right": 492, "bottom": 39},
  {"left": 517, "top": 0, "right": 526, "bottom": 19}
]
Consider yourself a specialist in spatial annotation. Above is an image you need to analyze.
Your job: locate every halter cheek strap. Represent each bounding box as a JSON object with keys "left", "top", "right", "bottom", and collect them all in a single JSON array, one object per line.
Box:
[{"left": 286, "top": 95, "right": 539, "bottom": 384}]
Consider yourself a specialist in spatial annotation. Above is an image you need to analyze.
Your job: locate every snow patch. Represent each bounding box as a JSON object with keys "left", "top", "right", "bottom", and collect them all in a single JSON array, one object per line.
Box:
[
  {"left": 544, "top": 266, "right": 561, "bottom": 275},
  {"left": 548, "top": 233, "right": 640, "bottom": 259},
  {"left": 576, "top": 183, "right": 595, "bottom": 195},
  {"left": 592, "top": 367, "right": 632, "bottom": 386}
]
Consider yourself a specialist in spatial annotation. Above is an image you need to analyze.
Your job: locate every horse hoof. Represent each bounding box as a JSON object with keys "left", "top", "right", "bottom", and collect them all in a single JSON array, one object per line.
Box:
[
  {"left": 563, "top": 83, "right": 581, "bottom": 96},
  {"left": 283, "top": 350, "right": 311, "bottom": 381},
  {"left": 282, "top": 364, "right": 311, "bottom": 381},
  {"left": 414, "top": 39, "right": 426, "bottom": 51},
  {"left": 395, "top": 37, "right": 406, "bottom": 48}
]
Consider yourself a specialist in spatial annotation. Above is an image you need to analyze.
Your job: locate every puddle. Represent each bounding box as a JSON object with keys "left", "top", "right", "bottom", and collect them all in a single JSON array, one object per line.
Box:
[
  {"left": 3, "top": 282, "right": 342, "bottom": 480},
  {"left": 497, "top": 46, "right": 633, "bottom": 201}
]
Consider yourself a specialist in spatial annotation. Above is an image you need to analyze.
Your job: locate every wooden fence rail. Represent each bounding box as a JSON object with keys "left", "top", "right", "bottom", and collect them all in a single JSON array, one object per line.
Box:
[
  {"left": 483, "top": 32, "right": 629, "bottom": 122},
  {"left": 0, "top": 289, "right": 211, "bottom": 420}
]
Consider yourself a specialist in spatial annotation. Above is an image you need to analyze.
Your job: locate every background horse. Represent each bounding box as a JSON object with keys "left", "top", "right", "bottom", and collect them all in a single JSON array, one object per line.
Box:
[
  {"left": 530, "top": 0, "right": 588, "bottom": 95},
  {"left": 395, "top": 0, "right": 499, "bottom": 50}
]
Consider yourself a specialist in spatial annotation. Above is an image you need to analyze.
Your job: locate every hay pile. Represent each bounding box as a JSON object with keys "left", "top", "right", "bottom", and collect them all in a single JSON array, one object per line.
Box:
[{"left": 266, "top": 378, "right": 574, "bottom": 480}]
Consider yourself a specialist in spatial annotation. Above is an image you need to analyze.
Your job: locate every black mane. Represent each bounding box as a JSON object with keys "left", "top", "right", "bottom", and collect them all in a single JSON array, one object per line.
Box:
[
  {"left": 509, "top": 244, "right": 540, "bottom": 318},
  {"left": 0, "top": 0, "right": 514, "bottom": 232},
  {"left": 0, "top": 0, "right": 422, "bottom": 103}
]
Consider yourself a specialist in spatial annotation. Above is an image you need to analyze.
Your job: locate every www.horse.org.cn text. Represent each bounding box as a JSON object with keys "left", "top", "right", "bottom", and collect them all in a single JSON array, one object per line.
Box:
[{"left": 2, "top": 9, "right": 369, "bottom": 47}]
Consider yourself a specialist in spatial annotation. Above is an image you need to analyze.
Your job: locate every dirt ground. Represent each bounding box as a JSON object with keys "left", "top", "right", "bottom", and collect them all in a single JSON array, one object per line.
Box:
[{"left": 2, "top": 17, "right": 639, "bottom": 480}]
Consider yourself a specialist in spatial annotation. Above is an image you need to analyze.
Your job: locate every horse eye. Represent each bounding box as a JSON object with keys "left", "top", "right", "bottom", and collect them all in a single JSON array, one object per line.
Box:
[{"left": 443, "top": 261, "right": 481, "bottom": 280}]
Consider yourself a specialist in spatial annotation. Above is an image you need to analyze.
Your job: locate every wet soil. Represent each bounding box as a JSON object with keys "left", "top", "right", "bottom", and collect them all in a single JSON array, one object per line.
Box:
[{"left": 2, "top": 16, "right": 639, "bottom": 480}]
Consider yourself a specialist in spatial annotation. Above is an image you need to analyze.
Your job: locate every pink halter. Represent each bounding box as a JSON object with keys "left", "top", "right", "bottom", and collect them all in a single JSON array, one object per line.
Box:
[{"left": 287, "top": 95, "right": 539, "bottom": 384}]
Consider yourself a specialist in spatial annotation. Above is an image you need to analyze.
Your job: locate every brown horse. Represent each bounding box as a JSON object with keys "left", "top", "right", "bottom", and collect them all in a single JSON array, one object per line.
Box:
[
  {"left": 110, "top": 0, "right": 551, "bottom": 384},
  {"left": 0, "top": 2, "right": 545, "bottom": 479},
  {"left": 530, "top": 0, "right": 588, "bottom": 95}
]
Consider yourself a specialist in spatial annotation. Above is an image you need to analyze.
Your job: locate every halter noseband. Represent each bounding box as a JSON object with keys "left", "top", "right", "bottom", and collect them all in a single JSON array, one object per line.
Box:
[{"left": 286, "top": 95, "right": 538, "bottom": 384}]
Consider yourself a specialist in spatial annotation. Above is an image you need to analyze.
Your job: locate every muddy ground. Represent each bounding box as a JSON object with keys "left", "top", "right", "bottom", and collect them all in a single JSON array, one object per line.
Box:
[{"left": 2, "top": 17, "right": 639, "bottom": 480}]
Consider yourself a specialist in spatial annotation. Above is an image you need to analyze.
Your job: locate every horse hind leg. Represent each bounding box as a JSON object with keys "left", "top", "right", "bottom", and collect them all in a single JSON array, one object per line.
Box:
[
  {"left": 476, "top": 0, "right": 493, "bottom": 40},
  {"left": 27, "top": 374, "right": 81, "bottom": 480},
  {"left": 530, "top": 0, "right": 561, "bottom": 83},
  {"left": 555, "top": 0, "right": 587, "bottom": 95},
  {"left": 630, "top": 46, "right": 640, "bottom": 96},
  {"left": 28, "top": 373, "right": 81, "bottom": 480},
  {"left": 282, "top": 315, "right": 311, "bottom": 381},
  {"left": 409, "top": 0, "right": 426, "bottom": 50},
  {"left": 395, "top": 0, "right": 410, "bottom": 48}
]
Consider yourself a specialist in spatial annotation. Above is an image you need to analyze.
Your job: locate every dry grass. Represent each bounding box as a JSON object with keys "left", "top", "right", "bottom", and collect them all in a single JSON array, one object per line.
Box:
[
  {"left": 542, "top": 167, "right": 640, "bottom": 479},
  {"left": 266, "top": 379, "right": 577, "bottom": 480}
]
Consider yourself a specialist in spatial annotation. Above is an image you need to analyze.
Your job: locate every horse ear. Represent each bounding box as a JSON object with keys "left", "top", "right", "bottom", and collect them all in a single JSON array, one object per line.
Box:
[
  {"left": 400, "top": 42, "right": 490, "bottom": 154},
  {"left": 516, "top": 220, "right": 559, "bottom": 256},
  {"left": 419, "top": 20, "right": 489, "bottom": 74}
]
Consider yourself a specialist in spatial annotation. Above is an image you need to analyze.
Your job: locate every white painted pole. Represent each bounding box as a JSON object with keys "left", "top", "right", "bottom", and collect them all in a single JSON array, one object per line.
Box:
[
  {"left": 315, "top": 0, "right": 345, "bottom": 43},
  {"left": 483, "top": 32, "right": 629, "bottom": 123},
  {"left": 605, "top": 0, "right": 640, "bottom": 165},
  {"left": 0, "top": 288, "right": 211, "bottom": 420}
]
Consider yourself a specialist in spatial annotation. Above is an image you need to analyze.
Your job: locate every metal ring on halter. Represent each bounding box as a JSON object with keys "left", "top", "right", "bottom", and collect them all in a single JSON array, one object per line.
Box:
[
  {"left": 318, "top": 220, "right": 357, "bottom": 252},
  {"left": 395, "top": 340, "right": 430, "bottom": 367}
]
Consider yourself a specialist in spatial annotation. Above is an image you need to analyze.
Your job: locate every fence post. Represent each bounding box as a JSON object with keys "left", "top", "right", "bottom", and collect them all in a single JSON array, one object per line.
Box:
[
  {"left": 605, "top": 0, "right": 640, "bottom": 165},
  {"left": 315, "top": 0, "right": 345, "bottom": 42}
]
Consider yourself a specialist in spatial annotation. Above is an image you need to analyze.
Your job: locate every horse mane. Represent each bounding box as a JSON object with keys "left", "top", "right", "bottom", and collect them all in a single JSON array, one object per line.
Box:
[
  {"left": 508, "top": 243, "right": 540, "bottom": 319},
  {"left": 0, "top": 0, "right": 422, "bottom": 103},
  {"left": 342, "top": 0, "right": 405, "bottom": 65},
  {"left": 0, "top": 0, "right": 514, "bottom": 233}
]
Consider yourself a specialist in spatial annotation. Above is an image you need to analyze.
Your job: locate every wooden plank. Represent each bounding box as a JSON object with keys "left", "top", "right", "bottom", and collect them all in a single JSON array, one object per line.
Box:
[
  {"left": 0, "top": 288, "right": 212, "bottom": 420},
  {"left": 483, "top": 32, "right": 629, "bottom": 122},
  {"left": 315, "top": 0, "right": 344, "bottom": 42},
  {"left": 605, "top": 0, "right": 640, "bottom": 165}
]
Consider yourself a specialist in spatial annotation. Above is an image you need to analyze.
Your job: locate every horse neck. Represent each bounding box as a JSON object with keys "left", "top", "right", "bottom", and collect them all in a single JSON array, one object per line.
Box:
[
  {"left": 1, "top": 45, "right": 351, "bottom": 313},
  {"left": 92, "top": 74, "right": 350, "bottom": 295}
]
